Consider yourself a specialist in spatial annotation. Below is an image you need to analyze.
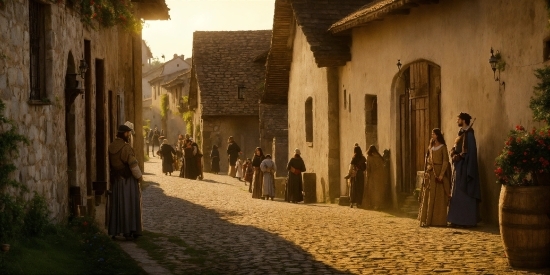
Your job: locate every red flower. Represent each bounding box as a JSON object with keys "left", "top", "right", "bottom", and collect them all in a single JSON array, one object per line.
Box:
[
  {"left": 516, "top": 125, "right": 525, "bottom": 131},
  {"left": 83, "top": 221, "right": 88, "bottom": 226},
  {"left": 508, "top": 151, "right": 514, "bottom": 155}
]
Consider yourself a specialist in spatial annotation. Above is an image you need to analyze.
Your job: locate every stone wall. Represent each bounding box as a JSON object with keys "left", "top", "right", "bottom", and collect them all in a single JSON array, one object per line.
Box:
[
  {"left": 259, "top": 103, "right": 288, "bottom": 176},
  {"left": 0, "top": 0, "right": 136, "bottom": 222},
  {"left": 201, "top": 116, "right": 260, "bottom": 173}
]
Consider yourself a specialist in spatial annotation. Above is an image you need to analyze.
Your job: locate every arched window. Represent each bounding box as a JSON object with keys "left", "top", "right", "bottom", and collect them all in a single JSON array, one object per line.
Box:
[{"left": 305, "top": 97, "right": 313, "bottom": 144}]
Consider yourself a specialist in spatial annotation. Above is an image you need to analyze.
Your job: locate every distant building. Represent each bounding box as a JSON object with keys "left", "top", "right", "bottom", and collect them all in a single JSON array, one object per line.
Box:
[{"left": 189, "top": 30, "right": 272, "bottom": 172}]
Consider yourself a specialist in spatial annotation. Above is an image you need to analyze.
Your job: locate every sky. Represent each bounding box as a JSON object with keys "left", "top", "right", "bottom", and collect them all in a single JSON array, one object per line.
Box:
[{"left": 142, "top": 0, "right": 275, "bottom": 61}]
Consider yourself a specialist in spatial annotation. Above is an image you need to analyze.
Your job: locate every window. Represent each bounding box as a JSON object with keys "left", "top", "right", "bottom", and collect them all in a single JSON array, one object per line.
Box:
[
  {"left": 348, "top": 93, "right": 351, "bottom": 113},
  {"left": 305, "top": 97, "right": 313, "bottom": 144},
  {"left": 365, "top": 94, "right": 378, "bottom": 147},
  {"left": 29, "top": 1, "right": 46, "bottom": 100},
  {"left": 237, "top": 85, "right": 245, "bottom": 100},
  {"left": 544, "top": 38, "right": 550, "bottom": 62}
]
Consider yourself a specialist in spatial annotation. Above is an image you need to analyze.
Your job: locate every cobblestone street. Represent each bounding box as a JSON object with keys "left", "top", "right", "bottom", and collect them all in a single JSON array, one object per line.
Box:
[{"left": 132, "top": 158, "right": 549, "bottom": 274}]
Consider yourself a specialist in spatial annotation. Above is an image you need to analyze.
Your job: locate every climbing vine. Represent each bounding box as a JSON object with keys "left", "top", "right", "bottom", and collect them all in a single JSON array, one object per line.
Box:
[
  {"left": 160, "top": 94, "right": 169, "bottom": 120},
  {"left": 180, "top": 96, "right": 194, "bottom": 134},
  {"left": 0, "top": 0, "right": 141, "bottom": 34}
]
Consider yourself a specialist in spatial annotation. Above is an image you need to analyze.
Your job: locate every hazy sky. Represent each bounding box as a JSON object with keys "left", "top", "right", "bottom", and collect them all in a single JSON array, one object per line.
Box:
[{"left": 142, "top": 0, "right": 275, "bottom": 60}]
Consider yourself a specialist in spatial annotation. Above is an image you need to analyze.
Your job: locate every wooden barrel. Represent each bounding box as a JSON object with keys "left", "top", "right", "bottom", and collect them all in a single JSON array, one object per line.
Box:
[{"left": 499, "top": 185, "right": 550, "bottom": 268}]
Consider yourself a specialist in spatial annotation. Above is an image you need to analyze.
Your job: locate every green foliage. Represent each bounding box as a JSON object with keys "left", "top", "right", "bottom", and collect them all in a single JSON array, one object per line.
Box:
[
  {"left": 0, "top": 102, "right": 30, "bottom": 191},
  {"left": 181, "top": 96, "right": 194, "bottom": 134},
  {"left": 529, "top": 66, "right": 550, "bottom": 123},
  {"left": 24, "top": 193, "right": 51, "bottom": 237},
  {"left": 195, "top": 125, "right": 202, "bottom": 149},
  {"left": 70, "top": 0, "right": 142, "bottom": 33},
  {"left": 0, "top": 216, "right": 145, "bottom": 274},
  {"left": 495, "top": 125, "right": 550, "bottom": 185},
  {"left": 0, "top": 194, "right": 25, "bottom": 243},
  {"left": 160, "top": 94, "right": 169, "bottom": 120}
]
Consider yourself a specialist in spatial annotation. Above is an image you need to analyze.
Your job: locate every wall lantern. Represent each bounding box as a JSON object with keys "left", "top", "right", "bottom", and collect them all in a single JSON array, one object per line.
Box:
[
  {"left": 237, "top": 84, "right": 245, "bottom": 100},
  {"left": 78, "top": 59, "right": 88, "bottom": 79},
  {"left": 489, "top": 47, "right": 505, "bottom": 89},
  {"left": 396, "top": 59, "right": 402, "bottom": 71},
  {"left": 177, "top": 97, "right": 186, "bottom": 113}
]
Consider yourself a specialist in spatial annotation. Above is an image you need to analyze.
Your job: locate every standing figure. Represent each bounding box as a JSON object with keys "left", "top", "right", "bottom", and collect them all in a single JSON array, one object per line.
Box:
[
  {"left": 235, "top": 158, "right": 243, "bottom": 181},
  {"left": 190, "top": 138, "right": 204, "bottom": 180},
  {"left": 363, "top": 145, "right": 389, "bottom": 210},
  {"left": 226, "top": 136, "right": 241, "bottom": 177},
  {"left": 260, "top": 154, "right": 277, "bottom": 200},
  {"left": 346, "top": 145, "right": 366, "bottom": 208},
  {"left": 183, "top": 140, "right": 199, "bottom": 180},
  {"left": 251, "top": 147, "right": 265, "bottom": 199},
  {"left": 175, "top": 134, "right": 185, "bottom": 170},
  {"left": 418, "top": 129, "right": 451, "bottom": 227},
  {"left": 448, "top": 113, "right": 481, "bottom": 227},
  {"left": 159, "top": 139, "right": 176, "bottom": 176},
  {"left": 243, "top": 159, "right": 253, "bottom": 187},
  {"left": 151, "top": 127, "right": 160, "bottom": 157},
  {"left": 145, "top": 128, "right": 150, "bottom": 157},
  {"left": 107, "top": 125, "right": 143, "bottom": 240},
  {"left": 285, "top": 148, "right": 305, "bottom": 203},
  {"left": 210, "top": 145, "right": 220, "bottom": 174}
]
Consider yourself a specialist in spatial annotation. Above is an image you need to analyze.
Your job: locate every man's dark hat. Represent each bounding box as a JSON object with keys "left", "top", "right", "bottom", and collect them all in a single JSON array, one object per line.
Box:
[
  {"left": 457, "top": 112, "right": 472, "bottom": 120},
  {"left": 118, "top": 125, "right": 132, "bottom": 133}
]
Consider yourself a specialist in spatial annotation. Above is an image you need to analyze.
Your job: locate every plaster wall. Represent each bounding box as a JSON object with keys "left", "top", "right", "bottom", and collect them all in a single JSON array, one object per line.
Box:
[
  {"left": 288, "top": 25, "right": 334, "bottom": 203},
  {"left": 338, "top": 0, "right": 549, "bottom": 222},
  {"left": 0, "top": 0, "right": 135, "bottom": 222}
]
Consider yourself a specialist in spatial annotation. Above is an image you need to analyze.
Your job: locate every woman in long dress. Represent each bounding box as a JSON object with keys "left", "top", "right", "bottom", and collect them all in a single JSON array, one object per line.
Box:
[
  {"left": 210, "top": 145, "right": 220, "bottom": 174},
  {"left": 418, "top": 128, "right": 451, "bottom": 227},
  {"left": 183, "top": 140, "right": 199, "bottom": 180},
  {"left": 347, "top": 145, "right": 366, "bottom": 208},
  {"left": 244, "top": 159, "right": 254, "bottom": 189},
  {"left": 285, "top": 148, "right": 305, "bottom": 203},
  {"left": 160, "top": 139, "right": 176, "bottom": 175},
  {"left": 251, "top": 147, "right": 265, "bottom": 199},
  {"left": 260, "top": 155, "right": 277, "bottom": 200},
  {"left": 236, "top": 158, "right": 243, "bottom": 181}
]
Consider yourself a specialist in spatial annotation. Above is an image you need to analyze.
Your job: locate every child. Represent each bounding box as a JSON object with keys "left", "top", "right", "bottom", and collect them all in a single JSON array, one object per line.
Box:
[
  {"left": 244, "top": 158, "right": 254, "bottom": 189},
  {"left": 235, "top": 157, "right": 243, "bottom": 181}
]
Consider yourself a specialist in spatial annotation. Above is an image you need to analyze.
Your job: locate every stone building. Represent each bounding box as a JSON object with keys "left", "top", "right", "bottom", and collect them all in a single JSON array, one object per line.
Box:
[
  {"left": 264, "top": 0, "right": 550, "bottom": 222},
  {"left": 145, "top": 54, "right": 191, "bottom": 144},
  {"left": 189, "top": 30, "right": 272, "bottom": 173},
  {"left": 0, "top": 0, "right": 168, "bottom": 222}
]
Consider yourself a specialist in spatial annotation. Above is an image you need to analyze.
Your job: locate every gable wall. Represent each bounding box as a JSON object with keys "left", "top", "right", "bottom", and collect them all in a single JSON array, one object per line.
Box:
[
  {"left": 339, "top": 0, "right": 549, "bottom": 222},
  {"left": 288, "top": 24, "right": 334, "bottom": 202}
]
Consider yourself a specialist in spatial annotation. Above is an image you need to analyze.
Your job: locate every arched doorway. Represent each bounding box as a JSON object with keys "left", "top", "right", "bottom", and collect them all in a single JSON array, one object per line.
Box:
[
  {"left": 397, "top": 61, "right": 441, "bottom": 194},
  {"left": 65, "top": 51, "right": 77, "bottom": 187}
]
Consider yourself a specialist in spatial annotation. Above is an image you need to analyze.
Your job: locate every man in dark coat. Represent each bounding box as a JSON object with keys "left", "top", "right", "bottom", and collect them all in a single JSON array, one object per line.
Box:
[
  {"left": 226, "top": 136, "right": 241, "bottom": 177},
  {"left": 447, "top": 112, "right": 481, "bottom": 227},
  {"left": 150, "top": 126, "right": 160, "bottom": 157}
]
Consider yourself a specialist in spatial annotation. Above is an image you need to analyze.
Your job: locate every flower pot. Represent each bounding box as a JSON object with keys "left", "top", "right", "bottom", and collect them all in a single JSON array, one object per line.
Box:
[
  {"left": 1, "top": 244, "right": 10, "bottom": 252},
  {"left": 499, "top": 185, "right": 550, "bottom": 268}
]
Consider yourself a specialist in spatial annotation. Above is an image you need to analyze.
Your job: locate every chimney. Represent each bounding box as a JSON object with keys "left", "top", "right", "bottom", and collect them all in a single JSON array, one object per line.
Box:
[{"left": 173, "top": 54, "right": 178, "bottom": 59}]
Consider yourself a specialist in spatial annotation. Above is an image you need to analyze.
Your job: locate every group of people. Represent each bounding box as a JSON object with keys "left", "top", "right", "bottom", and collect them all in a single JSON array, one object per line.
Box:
[
  {"left": 344, "top": 112, "right": 481, "bottom": 228},
  {"left": 159, "top": 134, "right": 203, "bottom": 180},
  {"left": 220, "top": 137, "right": 306, "bottom": 203},
  {"left": 418, "top": 112, "right": 481, "bottom": 228}
]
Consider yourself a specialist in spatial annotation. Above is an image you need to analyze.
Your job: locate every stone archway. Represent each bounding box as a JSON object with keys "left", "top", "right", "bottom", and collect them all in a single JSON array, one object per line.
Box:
[{"left": 394, "top": 60, "right": 441, "bottom": 195}]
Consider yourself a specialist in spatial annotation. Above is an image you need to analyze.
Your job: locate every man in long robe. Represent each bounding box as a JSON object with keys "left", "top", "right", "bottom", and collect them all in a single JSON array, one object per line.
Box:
[
  {"left": 108, "top": 125, "right": 143, "bottom": 240},
  {"left": 448, "top": 112, "right": 481, "bottom": 227},
  {"left": 226, "top": 136, "right": 241, "bottom": 177}
]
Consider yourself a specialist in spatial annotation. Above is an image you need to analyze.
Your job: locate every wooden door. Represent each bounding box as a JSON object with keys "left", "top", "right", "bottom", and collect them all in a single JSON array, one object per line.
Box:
[{"left": 399, "top": 62, "right": 440, "bottom": 193}]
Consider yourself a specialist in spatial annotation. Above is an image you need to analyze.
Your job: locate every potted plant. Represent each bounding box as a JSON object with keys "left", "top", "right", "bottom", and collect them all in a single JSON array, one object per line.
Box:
[{"left": 494, "top": 66, "right": 550, "bottom": 269}]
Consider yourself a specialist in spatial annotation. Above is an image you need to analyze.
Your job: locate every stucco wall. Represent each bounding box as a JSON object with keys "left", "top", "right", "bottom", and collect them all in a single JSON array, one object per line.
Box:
[
  {"left": 338, "top": 0, "right": 549, "bottom": 222},
  {"left": 0, "top": 0, "right": 135, "bottom": 222},
  {"left": 288, "top": 25, "right": 335, "bottom": 203}
]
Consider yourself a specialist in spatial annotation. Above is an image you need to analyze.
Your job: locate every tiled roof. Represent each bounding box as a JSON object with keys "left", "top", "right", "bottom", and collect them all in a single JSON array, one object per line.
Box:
[
  {"left": 330, "top": 0, "right": 440, "bottom": 33},
  {"left": 262, "top": 0, "right": 372, "bottom": 104},
  {"left": 190, "top": 30, "right": 272, "bottom": 116},
  {"left": 290, "top": 0, "right": 373, "bottom": 67}
]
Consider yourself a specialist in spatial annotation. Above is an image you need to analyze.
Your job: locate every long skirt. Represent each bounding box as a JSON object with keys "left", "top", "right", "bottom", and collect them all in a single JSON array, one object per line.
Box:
[
  {"left": 108, "top": 177, "right": 143, "bottom": 237},
  {"left": 184, "top": 156, "right": 199, "bottom": 179},
  {"left": 211, "top": 157, "right": 220, "bottom": 173},
  {"left": 262, "top": 172, "right": 275, "bottom": 198},
  {"left": 285, "top": 173, "right": 303, "bottom": 203},
  {"left": 252, "top": 167, "right": 263, "bottom": 199},
  {"left": 349, "top": 170, "right": 365, "bottom": 205},
  {"left": 418, "top": 168, "right": 451, "bottom": 226},
  {"left": 162, "top": 155, "right": 174, "bottom": 173}
]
